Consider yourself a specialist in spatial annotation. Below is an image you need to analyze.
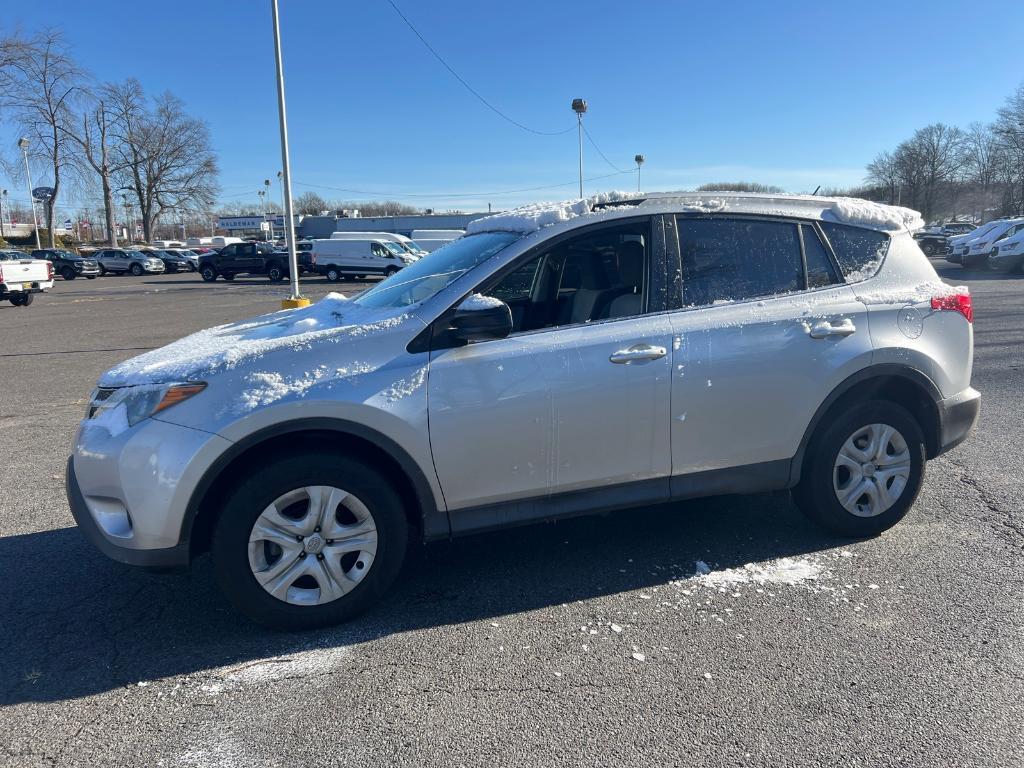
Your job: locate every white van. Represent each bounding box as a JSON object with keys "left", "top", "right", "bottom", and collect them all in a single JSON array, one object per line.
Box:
[
  {"left": 330, "top": 231, "right": 426, "bottom": 257},
  {"left": 153, "top": 240, "right": 185, "bottom": 248},
  {"left": 186, "top": 237, "right": 216, "bottom": 248},
  {"left": 210, "top": 236, "right": 244, "bottom": 248},
  {"left": 310, "top": 238, "right": 415, "bottom": 282}
]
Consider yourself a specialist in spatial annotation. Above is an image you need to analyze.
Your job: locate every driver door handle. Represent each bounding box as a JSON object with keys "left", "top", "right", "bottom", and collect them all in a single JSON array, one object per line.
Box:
[
  {"left": 609, "top": 344, "right": 668, "bottom": 364},
  {"left": 807, "top": 318, "right": 856, "bottom": 339}
]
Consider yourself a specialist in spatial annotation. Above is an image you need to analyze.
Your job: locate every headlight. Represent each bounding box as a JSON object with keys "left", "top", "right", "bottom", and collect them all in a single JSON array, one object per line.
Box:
[{"left": 87, "top": 383, "right": 206, "bottom": 431}]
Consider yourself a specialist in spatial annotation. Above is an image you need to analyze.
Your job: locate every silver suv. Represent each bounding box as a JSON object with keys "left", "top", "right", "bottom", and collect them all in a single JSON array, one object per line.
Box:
[
  {"left": 95, "top": 248, "right": 166, "bottom": 276},
  {"left": 67, "top": 193, "right": 980, "bottom": 629}
]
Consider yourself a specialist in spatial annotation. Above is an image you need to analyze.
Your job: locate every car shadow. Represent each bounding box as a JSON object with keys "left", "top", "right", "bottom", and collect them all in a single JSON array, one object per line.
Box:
[{"left": 0, "top": 492, "right": 848, "bottom": 706}]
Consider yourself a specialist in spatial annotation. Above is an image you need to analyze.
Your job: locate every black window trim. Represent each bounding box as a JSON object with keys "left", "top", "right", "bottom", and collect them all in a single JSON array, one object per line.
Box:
[
  {"left": 817, "top": 218, "right": 892, "bottom": 284},
  {"left": 417, "top": 214, "right": 668, "bottom": 352}
]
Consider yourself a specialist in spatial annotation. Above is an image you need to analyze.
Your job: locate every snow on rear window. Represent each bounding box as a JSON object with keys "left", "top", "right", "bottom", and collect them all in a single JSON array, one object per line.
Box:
[{"left": 819, "top": 222, "right": 890, "bottom": 283}]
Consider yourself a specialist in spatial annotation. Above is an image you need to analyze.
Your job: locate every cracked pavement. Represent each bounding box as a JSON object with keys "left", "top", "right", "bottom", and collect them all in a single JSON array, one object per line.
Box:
[{"left": 0, "top": 263, "right": 1021, "bottom": 767}]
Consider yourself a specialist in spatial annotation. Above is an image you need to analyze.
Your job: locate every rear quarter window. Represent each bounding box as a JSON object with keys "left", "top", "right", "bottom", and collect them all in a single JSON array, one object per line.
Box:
[{"left": 819, "top": 222, "right": 890, "bottom": 282}]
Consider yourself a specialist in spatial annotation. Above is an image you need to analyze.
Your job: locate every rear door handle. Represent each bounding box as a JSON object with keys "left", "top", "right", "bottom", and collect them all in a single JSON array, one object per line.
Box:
[
  {"left": 609, "top": 343, "right": 668, "bottom": 364},
  {"left": 807, "top": 318, "right": 856, "bottom": 339}
]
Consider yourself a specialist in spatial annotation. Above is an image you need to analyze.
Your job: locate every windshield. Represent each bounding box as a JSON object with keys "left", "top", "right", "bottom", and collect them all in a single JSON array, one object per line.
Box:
[
  {"left": 355, "top": 232, "right": 521, "bottom": 309},
  {"left": 126, "top": 250, "right": 148, "bottom": 259},
  {"left": 381, "top": 241, "right": 405, "bottom": 256},
  {"left": 405, "top": 240, "right": 425, "bottom": 252}
]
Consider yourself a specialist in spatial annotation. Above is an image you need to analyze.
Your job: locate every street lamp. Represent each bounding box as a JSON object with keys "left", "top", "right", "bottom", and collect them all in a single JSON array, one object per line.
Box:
[
  {"left": 270, "top": 0, "right": 307, "bottom": 308},
  {"left": 264, "top": 179, "right": 274, "bottom": 241},
  {"left": 18, "top": 137, "right": 42, "bottom": 250},
  {"left": 571, "top": 98, "right": 587, "bottom": 198},
  {"left": 635, "top": 154, "right": 645, "bottom": 193}
]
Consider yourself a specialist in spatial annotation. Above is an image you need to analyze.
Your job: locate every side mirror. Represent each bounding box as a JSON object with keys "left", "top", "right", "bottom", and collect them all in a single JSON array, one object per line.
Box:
[{"left": 449, "top": 294, "right": 513, "bottom": 342}]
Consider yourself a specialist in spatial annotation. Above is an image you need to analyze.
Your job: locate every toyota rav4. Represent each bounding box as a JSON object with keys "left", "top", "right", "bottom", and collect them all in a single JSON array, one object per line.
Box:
[{"left": 66, "top": 192, "right": 980, "bottom": 629}]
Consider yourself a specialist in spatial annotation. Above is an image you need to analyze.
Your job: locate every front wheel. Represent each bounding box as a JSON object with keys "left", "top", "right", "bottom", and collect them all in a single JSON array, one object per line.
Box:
[
  {"left": 793, "top": 400, "right": 925, "bottom": 537},
  {"left": 98, "top": 265, "right": 107, "bottom": 276},
  {"left": 187, "top": 263, "right": 196, "bottom": 272},
  {"left": 129, "top": 263, "right": 143, "bottom": 276},
  {"left": 920, "top": 242, "right": 936, "bottom": 256},
  {"left": 86, "top": 275, "right": 97, "bottom": 280},
  {"left": 211, "top": 453, "right": 410, "bottom": 629},
  {"left": 200, "top": 265, "right": 218, "bottom": 282},
  {"left": 61, "top": 267, "right": 76, "bottom": 280},
  {"left": 325, "top": 267, "right": 342, "bottom": 282},
  {"left": 383, "top": 266, "right": 399, "bottom": 277}
]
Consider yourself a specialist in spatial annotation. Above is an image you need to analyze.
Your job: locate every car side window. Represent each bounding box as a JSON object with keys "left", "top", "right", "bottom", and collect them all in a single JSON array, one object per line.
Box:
[
  {"left": 479, "top": 221, "right": 651, "bottom": 334},
  {"left": 220, "top": 245, "right": 234, "bottom": 257},
  {"left": 801, "top": 225, "right": 840, "bottom": 289},
  {"left": 677, "top": 217, "right": 803, "bottom": 307},
  {"left": 372, "top": 243, "right": 389, "bottom": 258},
  {"left": 819, "top": 221, "right": 890, "bottom": 282}
]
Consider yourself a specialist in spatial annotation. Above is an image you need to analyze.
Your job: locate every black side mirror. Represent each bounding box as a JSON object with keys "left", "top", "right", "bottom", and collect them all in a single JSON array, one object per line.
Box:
[{"left": 449, "top": 295, "right": 513, "bottom": 342}]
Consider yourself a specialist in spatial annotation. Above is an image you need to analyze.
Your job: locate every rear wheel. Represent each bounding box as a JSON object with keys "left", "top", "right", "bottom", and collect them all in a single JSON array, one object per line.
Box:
[
  {"left": 211, "top": 453, "right": 410, "bottom": 629},
  {"left": 793, "top": 400, "right": 925, "bottom": 537},
  {"left": 9, "top": 293, "right": 32, "bottom": 306},
  {"left": 267, "top": 263, "right": 285, "bottom": 282},
  {"left": 200, "top": 265, "right": 218, "bottom": 282},
  {"left": 61, "top": 267, "right": 76, "bottom": 280}
]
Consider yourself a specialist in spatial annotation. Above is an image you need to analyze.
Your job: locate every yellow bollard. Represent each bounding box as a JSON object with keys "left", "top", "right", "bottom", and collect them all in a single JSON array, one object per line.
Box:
[{"left": 281, "top": 297, "right": 311, "bottom": 309}]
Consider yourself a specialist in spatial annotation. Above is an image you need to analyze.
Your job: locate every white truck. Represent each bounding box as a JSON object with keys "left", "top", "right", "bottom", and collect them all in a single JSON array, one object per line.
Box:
[{"left": 0, "top": 249, "right": 54, "bottom": 306}]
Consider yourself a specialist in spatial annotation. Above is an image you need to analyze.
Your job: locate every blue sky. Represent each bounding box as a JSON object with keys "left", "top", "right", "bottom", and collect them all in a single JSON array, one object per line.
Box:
[{"left": 3, "top": 0, "right": 1024, "bottom": 213}]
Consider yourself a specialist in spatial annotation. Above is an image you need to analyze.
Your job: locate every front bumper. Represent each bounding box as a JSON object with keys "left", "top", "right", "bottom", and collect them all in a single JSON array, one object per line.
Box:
[
  {"left": 67, "top": 415, "right": 232, "bottom": 570},
  {"left": 989, "top": 253, "right": 1023, "bottom": 272},
  {"left": 935, "top": 387, "right": 980, "bottom": 456}
]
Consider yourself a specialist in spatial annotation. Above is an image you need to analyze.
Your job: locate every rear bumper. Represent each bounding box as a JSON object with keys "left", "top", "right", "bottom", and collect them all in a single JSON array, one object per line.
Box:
[
  {"left": 935, "top": 387, "right": 980, "bottom": 456},
  {"left": 66, "top": 457, "right": 191, "bottom": 570}
]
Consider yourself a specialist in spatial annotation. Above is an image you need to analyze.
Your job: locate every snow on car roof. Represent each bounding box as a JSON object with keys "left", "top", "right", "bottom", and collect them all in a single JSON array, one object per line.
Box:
[{"left": 464, "top": 191, "right": 924, "bottom": 236}]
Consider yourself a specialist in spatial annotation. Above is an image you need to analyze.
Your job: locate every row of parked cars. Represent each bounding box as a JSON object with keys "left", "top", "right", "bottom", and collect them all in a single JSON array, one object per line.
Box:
[{"left": 913, "top": 218, "right": 1024, "bottom": 272}]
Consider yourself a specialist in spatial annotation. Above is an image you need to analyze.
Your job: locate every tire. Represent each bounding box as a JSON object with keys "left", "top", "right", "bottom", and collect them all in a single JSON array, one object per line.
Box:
[
  {"left": 211, "top": 452, "right": 410, "bottom": 630},
  {"left": 200, "top": 265, "right": 218, "bottom": 282},
  {"left": 383, "top": 267, "right": 399, "bottom": 277},
  {"left": 9, "top": 294, "right": 25, "bottom": 306},
  {"left": 267, "top": 263, "right": 285, "bottom": 282},
  {"left": 223, "top": 273, "right": 236, "bottom": 281},
  {"left": 61, "top": 267, "right": 76, "bottom": 280},
  {"left": 187, "top": 263, "right": 196, "bottom": 272},
  {"left": 325, "top": 267, "right": 342, "bottom": 283},
  {"left": 98, "top": 265, "right": 107, "bottom": 276},
  {"left": 920, "top": 242, "right": 935, "bottom": 256},
  {"left": 129, "top": 263, "right": 143, "bottom": 276},
  {"left": 793, "top": 400, "right": 925, "bottom": 537},
  {"left": 86, "top": 275, "right": 96, "bottom": 280}
]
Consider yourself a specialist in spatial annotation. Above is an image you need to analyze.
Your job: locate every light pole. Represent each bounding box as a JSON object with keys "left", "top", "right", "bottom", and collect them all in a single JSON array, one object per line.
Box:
[
  {"left": 635, "top": 154, "right": 645, "bottom": 193},
  {"left": 264, "top": 179, "right": 274, "bottom": 242},
  {"left": 0, "top": 189, "right": 6, "bottom": 240},
  {"left": 257, "top": 189, "right": 266, "bottom": 240},
  {"left": 18, "top": 138, "right": 42, "bottom": 250},
  {"left": 572, "top": 98, "right": 587, "bottom": 198},
  {"left": 276, "top": 170, "right": 289, "bottom": 251},
  {"left": 270, "top": 0, "right": 307, "bottom": 308}
]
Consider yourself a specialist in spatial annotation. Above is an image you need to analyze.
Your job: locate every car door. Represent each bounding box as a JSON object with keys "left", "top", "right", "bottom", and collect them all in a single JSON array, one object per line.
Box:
[
  {"left": 216, "top": 244, "right": 237, "bottom": 272},
  {"left": 667, "top": 216, "right": 872, "bottom": 486},
  {"left": 427, "top": 217, "right": 675, "bottom": 525}
]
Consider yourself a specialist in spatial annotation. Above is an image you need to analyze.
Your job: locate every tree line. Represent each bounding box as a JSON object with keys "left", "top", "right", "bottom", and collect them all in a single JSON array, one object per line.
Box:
[
  {"left": 0, "top": 29, "right": 217, "bottom": 246},
  {"left": 863, "top": 82, "right": 1024, "bottom": 224}
]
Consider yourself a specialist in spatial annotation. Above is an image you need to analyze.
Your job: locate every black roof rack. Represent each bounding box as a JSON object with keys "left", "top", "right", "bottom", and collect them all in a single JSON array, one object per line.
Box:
[{"left": 590, "top": 197, "right": 645, "bottom": 210}]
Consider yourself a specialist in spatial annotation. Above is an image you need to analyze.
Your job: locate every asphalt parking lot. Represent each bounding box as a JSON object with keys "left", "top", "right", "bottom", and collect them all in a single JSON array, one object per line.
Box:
[{"left": 0, "top": 263, "right": 1021, "bottom": 767}]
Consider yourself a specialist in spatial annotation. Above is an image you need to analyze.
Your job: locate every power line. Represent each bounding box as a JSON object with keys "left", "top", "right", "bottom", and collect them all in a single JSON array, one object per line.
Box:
[
  {"left": 293, "top": 169, "right": 634, "bottom": 201},
  {"left": 583, "top": 124, "right": 629, "bottom": 174},
  {"left": 382, "top": 0, "right": 574, "bottom": 137}
]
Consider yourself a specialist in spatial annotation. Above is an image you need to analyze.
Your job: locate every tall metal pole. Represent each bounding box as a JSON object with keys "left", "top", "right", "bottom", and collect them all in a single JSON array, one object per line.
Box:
[
  {"left": 0, "top": 189, "right": 6, "bottom": 240},
  {"left": 19, "top": 139, "right": 41, "bottom": 250},
  {"left": 635, "top": 154, "right": 645, "bottom": 193},
  {"left": 270, "top": 0, "right": 307, "bottom": 308},
  {"left": 571, "top": 99, "right": 587, "bottom": 199}
]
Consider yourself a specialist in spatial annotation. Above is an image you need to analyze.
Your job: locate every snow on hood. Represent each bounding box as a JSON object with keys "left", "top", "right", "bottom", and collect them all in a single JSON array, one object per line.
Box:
[
  {"left": 100, "top": 293, "right": 410, "bottom": 387},
  {"left": 823, "top": 197, "right": 924, "bottom": 232}
]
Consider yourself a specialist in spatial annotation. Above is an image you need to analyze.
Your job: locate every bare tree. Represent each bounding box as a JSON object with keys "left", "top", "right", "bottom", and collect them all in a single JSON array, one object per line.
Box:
[
  {"left": 0, "top": 30, "right": 86, "bottom": 246},
  {"left": 995, "top": 83, "right": 1024, "bottom": 216},
  {"left": 695, "top": 182, "right": 785, "bottom": 193},
  {"left": 106, "top": 81, "right": 219, "bottom": 241},
  {"left": 866, "top": 151, "right": 900, "bottom": 204},
  {"left": 294, "top": 191, "right": 329, "bottom": 215}
]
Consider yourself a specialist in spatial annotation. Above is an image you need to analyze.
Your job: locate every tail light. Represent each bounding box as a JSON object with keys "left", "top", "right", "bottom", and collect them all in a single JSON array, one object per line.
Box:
[
  {"left": 931, "top": 291, "right": 973, "bottom": 323},
  {"left": 46, "top": 261, "right": 54, "bottom": 280},
  {"left": 0, "top": 266, "right": 4, "bottom": 282}
]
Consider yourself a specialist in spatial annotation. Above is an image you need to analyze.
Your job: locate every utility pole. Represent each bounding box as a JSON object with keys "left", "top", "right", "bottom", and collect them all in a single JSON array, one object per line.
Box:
[
  {"left": 572, "top": 98, "right": 587, "bottom": 198},
  {"left": 635, "top": 154, "right": 645, "bottom": 193},
  {"left": 270, "top": 0, "right": 308, "bottom": 308},
  {"left": 18, "top": 138, "right": 42, "bottom": 250}
]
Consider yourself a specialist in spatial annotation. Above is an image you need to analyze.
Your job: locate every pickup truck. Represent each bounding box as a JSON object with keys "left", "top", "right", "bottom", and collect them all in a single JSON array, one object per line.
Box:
[
  {"left": 0, "top": 249, "right": 54, "bottom": 306},
  {"left": 198, "top": 242, "right": 315, "bottom": 282}
]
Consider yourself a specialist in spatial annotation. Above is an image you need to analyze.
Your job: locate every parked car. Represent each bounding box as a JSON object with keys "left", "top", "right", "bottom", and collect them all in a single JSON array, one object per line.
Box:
[
  {"left": 988, "top": 229, "right": 1024, "bottom": 273},
  {"left": 95, "top": 248, "right": 166, "bottom": 276},
  {"left": 1, "top": 249, "right": 54, "bottom": 306},
  {"left": 141, "top": 248, "right": 191, "bottom": 273},
  {"left": 197, "top": 242, "right": 312, "bottom": 282},
  {"left": 330, "top": 231, "right": 426, "bottom": 257},
  {"left": 961, "top": 218, "right": 1024, "bottom": 268},
  {"left": 912, "top": 230, "right": 949, "bottom": 256},
  {"left": 946, "top": 220, "right": 1004, "bottom": 264},
  {"left": 311, "top": 238, "right": 414, "bottom": 281},
  {"left": 67, "top": 192, "right": 980, "bottom": 629},
  {"left": 31, "top": 248, "right": 100, "bottom": 280},
  {"left": 941, "top": 222, "right": 977, "bottom": 236}
]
